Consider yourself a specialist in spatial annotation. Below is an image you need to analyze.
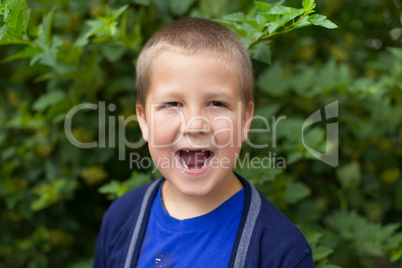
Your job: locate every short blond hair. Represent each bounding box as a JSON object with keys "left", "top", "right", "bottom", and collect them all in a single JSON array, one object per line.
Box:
[{"left": 136, "top": 17, "right": 253, "bottom": 109}]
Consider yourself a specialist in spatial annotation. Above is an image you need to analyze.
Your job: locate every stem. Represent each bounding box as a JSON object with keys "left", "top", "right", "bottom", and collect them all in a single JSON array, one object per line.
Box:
[
  {"left": 330, "top": 183, "right": 348, "bottom": 211},
  {"left": 249, "top": 12, "right": 308, "bottom": 48}
]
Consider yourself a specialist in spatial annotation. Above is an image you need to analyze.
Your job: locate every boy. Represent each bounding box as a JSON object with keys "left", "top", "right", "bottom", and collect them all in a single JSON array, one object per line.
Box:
[{"left": 94, "top": 18, "right": 314, "bottom": 267}]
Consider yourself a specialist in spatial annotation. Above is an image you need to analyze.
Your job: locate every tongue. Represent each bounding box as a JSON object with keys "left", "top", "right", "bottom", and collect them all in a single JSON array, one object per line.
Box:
[{"left": 181, "top": 150, "right": 209, "bottom": 166}]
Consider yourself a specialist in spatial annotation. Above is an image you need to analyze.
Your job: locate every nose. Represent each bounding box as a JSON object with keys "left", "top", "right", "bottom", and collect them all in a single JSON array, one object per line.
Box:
[{"left": 183, "top": 110, "right": 211, "bottom": 135}]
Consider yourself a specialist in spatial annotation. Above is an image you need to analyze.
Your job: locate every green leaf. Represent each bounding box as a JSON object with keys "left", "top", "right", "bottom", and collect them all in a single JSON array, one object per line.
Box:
[
  {"left": 256, "top": 62, "right": 289, "bottom": 97},
  {"left": 261, "top": 13, "right": 280, "bottom": 23},
  {"left": 303, "top": 230, "right": 323, "bottom": 246},
  {"left": 258, "top": 168, "right": 283, "bottom": 184},
  {"left": 287, "top": 151, "right": 304, "bottom": 165},
  {"left": 249, "top": 39, "right": 271, "bottom": 64},
  {"left": 38, "top": 10, "right": 54, "bottom": 48},
  {"left": 101, "top": 44, "right": 126, "bottom": 62},
  {"left": 387, "top": 47, "right": 402, "bottom": 59},
  {"left": 264, "top": 9, "right": 300, "bottom": 34},
  {"left": 30, "top": 46, "right": 58, "bottom": 67},
  {"left": 0, "top": 22, "right": 8, "bottom": 41},
  {"left": 253, "top": 104, "right": 280, "bottom": 122},
  {"left": 98, "top": 180, "right": 122, "bottom": 196},
  {"left": 303, "top": 127, "right": 325, "bottom": 154},
  {"left": 74, "top": 6, "right": 129, "bottom": 48},
  {"left": 169, "top": 0, "right": 196, "bottom": 16},
  {"left": 2, "top": 0, "right": 12, "bottom": 19},
  {"left": 8, "top": 112, "right": 46, "bottom": 129},
  {"left": 199, "top": 0, "right": 227, "bottom": 17},
  {"left": 110, "top": 5, "right": 128, "bottom": 18},
  {"left": 74, "top": 20, "right": 105, "bottom": 47},
  {"left": 256, "top": 14, "right": 267, "bottom": 28},
  {"left": 0, "top": 32, "right": 31, "bottom": 45},
  {"left": 302, "top": 0, "right": 315, "bottom": 10},
  {"left": 31, "top": 179, "right": 74, "bottom": 211},
  {"left": 308, "top": 14, "right": 337, "bottom": 29},
  {"left": 386, "top": 233, "right": 402, "bottom": 249},
  {"left": 316, "top": 262, "right": 342, "bottom": 268},
  {"left": 336, "top": 162, "right": 361, "bottom": 189},
  {"left": 132, "top": 0, "right": 151, "bottom": 5},
  {"left": 263, "top": 5, "right": 291, "bottom": 15},
  {"left": 222, "top": 12, "right": 248, "bottom": 22},
  {"left": 313, "top": 245, "right": 334, "bottom": 261},
  {"left": 1, "top": 46, "right": 42, "bottom": 63},
  {"left": 0, "top": 0, "right": 30, "bottom": 44},
  {"left": 390, "top": 245, "right": 402, "bottom": 262},
  {"left": 266, "top": 15, "right": 287, "bottom": 34},
  {"left": 33, "top": 90, "right": 66, "bottom": 111},
  {"left": 31, "top": 198, "right": 47, "bottom": 211},
  {"left": 254, "top": 1, "right": 271, "bottom": 12},
  {"left": 124, "top": 172, "right": 152, "bottom": 192},
  {"left": 285, "top": 181, "right": 311, "bottom": 204},
  {"left": 70, "top": 258, "right": 94, "bottom": 268},
  {"left": 99, "top": 172, "right": 151, "bottom": 200},
  {"left": 4, "top": 0, "right": 29, "bottom": 31},
  {"left": 266, "top": 21, "right": 280, "bottom": 34},
  {"left": 290, "top": 15, "right": 312, "bottom": 30}
]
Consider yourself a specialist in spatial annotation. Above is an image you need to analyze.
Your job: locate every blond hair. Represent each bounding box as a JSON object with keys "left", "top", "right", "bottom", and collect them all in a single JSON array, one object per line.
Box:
[{"left": 136, "top": 17, "right": 253, "bottom": 109}]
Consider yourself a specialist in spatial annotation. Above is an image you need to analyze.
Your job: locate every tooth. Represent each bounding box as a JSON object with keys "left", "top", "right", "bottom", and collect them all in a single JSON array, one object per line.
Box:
[
  {"left": 181, "top": 157, "right": 189, "bottom": 169},
  {"left": 201, "top": 150, "right": 205, "bottom": 152},
  {"left": 200, "top": 157, "right": 206, "bottom": 170},
  {"left": 185, "top": 150, "right": 189, "bottom": 152}
]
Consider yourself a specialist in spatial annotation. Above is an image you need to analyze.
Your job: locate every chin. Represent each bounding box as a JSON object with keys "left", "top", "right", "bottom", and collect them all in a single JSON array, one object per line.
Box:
[
  {"left": 179, "top": 182, "right": 212, "bottom": 197},
  {"left": 166, "top": 177, "right": 214, "bottom": 198}
]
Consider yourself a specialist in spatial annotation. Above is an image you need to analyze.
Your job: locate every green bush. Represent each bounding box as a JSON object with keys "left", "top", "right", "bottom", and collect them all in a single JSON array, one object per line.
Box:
[{"left": 1, "top": 0, "right": 401, "bottom": 267}]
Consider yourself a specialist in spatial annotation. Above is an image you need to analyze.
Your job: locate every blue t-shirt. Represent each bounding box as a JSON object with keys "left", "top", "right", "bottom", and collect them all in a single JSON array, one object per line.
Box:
[{"left": 137, "top": 184, "right": 245, "bottom": 268}]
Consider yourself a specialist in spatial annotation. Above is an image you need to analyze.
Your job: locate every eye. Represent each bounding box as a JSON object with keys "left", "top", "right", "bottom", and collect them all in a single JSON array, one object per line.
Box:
[
  {"left": 208, "top": 101, "right": 228, "bottom": 107},
  {"left": 162, "top": 102, "right": 182, "bottom": 108}
]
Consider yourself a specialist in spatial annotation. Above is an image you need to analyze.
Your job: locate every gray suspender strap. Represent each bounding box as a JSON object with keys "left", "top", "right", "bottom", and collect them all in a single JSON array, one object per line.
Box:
[
  {"left": 123, "top": 179, "right": 161, "bottom": 268},
  {"left": 123, "top": 177, "right": 260, "bottom": 268},
  {"left": 233, "top": 180, "right": 262, "bottom": 268}
]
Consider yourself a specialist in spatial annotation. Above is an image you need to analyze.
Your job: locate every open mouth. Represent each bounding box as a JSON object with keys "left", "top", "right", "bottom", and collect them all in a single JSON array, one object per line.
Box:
[{"left": 176, "top": 149, "right": 213, "bottom": 171}]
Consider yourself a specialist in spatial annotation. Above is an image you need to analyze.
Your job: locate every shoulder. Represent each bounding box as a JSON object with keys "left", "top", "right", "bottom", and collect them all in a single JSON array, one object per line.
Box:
[
  {"left": 94, "top": 179, "right": 162, "bottom": 268},
  {"left": 257, "top": 191, "right": 307, "bottom": 243},
  {"left": 255, "top": 192, "right": 313, "bottom": 267}
]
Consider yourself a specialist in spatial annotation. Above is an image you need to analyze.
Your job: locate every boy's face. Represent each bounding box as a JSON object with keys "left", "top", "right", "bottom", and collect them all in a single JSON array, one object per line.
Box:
[{"left": 137, "top": 52, "right": 253, "bottom": 199}]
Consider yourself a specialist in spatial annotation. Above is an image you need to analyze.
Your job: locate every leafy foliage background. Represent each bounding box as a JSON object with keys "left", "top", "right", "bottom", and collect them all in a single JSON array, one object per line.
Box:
[{"left": 0, "top": 0, "right": 401, "bottom": 267}]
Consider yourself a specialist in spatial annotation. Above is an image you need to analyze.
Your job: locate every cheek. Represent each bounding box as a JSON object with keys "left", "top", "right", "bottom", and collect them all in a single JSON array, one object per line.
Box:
[
  {"left": 151, "top": 115, "right": 182, "bottom": 146},
  {"left": 211, "top": 116, "right": 241, "bottom": 147},
  {"left": 153, "top": 126, "right": 176, "bottom": 145}
]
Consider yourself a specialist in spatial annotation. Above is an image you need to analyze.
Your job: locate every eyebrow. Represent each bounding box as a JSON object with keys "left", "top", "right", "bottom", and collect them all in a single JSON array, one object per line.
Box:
[
  {"left": 204, "top": 89, "right": 233, "bottom": 97},
  {"left": 152, "top": 88, "right": 235, "bottom": 101},
  {"left": 151, "top": 91, "right": 183, "bottom": 101}
]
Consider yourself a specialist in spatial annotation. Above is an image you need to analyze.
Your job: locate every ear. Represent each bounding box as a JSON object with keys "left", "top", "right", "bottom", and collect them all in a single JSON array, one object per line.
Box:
[
  {"left": 242, "top": 101, "right": 254, "bottom": 142},
  {"left": 136, "top": 104, "right": 149, "bottom": 142}
]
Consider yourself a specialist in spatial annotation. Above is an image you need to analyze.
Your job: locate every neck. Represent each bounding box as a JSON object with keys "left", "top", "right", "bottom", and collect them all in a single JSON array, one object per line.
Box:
[{"left": 161, "top": 173, "right": 243, "bottom": 220}]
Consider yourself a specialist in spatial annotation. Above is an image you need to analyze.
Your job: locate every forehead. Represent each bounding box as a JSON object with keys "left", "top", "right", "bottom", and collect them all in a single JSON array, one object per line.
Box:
[
  {"left": 148, "top": 51, "right": 241, "bottom": 95},
  {"left": 152, "top": 51, "right": 226, "bottom": 73},
  {"left": 152, "top": 49, "right": 230, "bottom": 72},
  {"left": 149, "top": 45, "right": 242, "bottom": 77}
]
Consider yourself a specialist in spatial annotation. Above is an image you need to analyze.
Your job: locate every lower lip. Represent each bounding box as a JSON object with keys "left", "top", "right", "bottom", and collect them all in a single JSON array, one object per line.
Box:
[{"left": 175, "top": 152, "right": 214, "bottom": 176}]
